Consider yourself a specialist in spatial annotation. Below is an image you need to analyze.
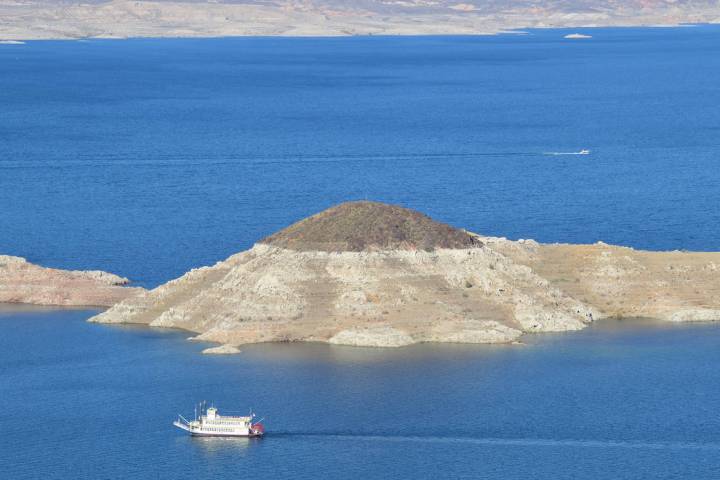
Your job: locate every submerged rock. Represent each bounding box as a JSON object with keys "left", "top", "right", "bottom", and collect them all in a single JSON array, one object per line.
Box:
[{"left": 202, "top": 344, "right": 242, "bottom": 355}]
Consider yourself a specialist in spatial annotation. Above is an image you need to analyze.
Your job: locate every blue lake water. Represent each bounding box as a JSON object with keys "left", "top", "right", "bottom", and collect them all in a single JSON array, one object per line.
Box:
[
  {"left": 1, "top": 27, "right": 720, "bottom": 287},
  {"left": 2, "top": 27, "right": 720, "bottom": 479},
  {"left": 2, "top": 311, "right": 720, "bottom": 479}
]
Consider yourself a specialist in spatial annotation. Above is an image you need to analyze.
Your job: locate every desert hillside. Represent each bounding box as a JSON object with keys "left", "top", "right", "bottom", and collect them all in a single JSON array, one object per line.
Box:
[
  {"left": 261, "top": 201, "right": 480, "bottom": 252},
  {"left": 90, "top": 201, "right": 720, "bottom": 350}
]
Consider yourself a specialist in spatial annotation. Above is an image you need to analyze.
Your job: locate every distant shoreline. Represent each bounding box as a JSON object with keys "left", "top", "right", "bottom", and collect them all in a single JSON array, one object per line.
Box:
[
  {"left": 0, "top": 0, "right": 717, "bottom": 42},
  {"left": 1, "top": 23, "right": 716, "bottom": 42}
]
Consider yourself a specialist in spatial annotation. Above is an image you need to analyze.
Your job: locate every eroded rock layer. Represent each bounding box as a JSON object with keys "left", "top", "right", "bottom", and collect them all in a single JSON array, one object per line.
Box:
[
  {"left": 90, "top": 202, "right": 720, "bottom": 350},
  {"left": 483, "top": 237, "right": 720, "bottom": 323}
]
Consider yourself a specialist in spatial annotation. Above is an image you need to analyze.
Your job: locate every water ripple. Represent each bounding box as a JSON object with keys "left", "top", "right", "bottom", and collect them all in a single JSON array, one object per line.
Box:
[{"left": 272, "top": 432, "right": 720, "bottom": 451}]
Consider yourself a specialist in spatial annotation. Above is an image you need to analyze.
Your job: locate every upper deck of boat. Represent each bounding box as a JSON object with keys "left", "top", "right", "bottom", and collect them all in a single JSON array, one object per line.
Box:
[{"left": 203, "top": 414, "right": 252, "bottom": 423}]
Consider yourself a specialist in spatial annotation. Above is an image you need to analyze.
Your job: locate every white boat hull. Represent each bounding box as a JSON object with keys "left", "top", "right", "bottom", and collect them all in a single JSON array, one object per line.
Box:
[{"left": 173, "top": 420, "right": 263, "bottom": 438}]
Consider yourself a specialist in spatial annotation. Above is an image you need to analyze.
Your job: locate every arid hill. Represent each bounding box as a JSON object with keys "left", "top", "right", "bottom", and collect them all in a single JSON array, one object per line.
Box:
[
  {"left": 261, "top": 201, "right": 480, "bottom": 252},
  {"left": 90, "top": 201, "right": 720, "bottom": 351},
  {"left": 0, "top": 255, "right": 143, "bottom": 307}
]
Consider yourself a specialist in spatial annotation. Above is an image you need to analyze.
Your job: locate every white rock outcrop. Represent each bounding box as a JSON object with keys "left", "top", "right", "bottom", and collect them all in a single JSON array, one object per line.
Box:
[
  {"left": 89, "top": 202, "right": 720, "bottom": 349},
  {"left": 91, "top": 242, "right": 601, "bottom": 347},
  {"left": 329, "top": 327, "right": 416, "bottom": 348},
  {"left": 667, "top": 309, "right": 720, "bottom": 323}
]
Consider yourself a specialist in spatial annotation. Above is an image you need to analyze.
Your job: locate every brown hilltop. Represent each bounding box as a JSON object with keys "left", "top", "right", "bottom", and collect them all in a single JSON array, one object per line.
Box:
[{"left": 260, "top": 201, "right": 481, "bottom": 252}]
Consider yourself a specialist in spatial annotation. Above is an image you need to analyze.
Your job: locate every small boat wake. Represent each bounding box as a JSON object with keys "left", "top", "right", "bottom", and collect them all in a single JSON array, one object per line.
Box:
[
  {"left": 272, "top": 432, "right": 720, "bottom": 451},
  {"left": 543, "top": 149, "right": 591, "bottom": 156}
]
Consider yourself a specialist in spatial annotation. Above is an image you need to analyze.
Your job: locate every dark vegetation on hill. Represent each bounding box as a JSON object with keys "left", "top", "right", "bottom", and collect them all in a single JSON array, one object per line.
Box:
[{"left": 261, "top": 201, "right": 481, "bottom": 252}]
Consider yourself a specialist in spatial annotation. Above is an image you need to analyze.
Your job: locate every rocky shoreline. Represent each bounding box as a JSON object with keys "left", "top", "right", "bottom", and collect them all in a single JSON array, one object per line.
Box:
[
  {"left": 0, "top": 255, "right": 143, "bottom": 308},
  {"left": 88, "top": 202, "right": 720, "bottom": 352},
  {"left": 4, "top": 200, "right": 718, "bottom": 353}
]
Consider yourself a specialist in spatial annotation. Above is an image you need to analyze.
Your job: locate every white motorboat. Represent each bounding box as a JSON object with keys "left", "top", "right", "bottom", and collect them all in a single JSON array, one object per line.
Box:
[{"left": 543, "top": 149, "right": 591, "bottom": 156}]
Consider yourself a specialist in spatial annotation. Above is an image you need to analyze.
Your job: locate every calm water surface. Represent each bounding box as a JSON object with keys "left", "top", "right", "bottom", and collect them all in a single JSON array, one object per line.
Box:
[
  {"left": 1, "top": 27, "right": 719, "bottom": 287},
  {"left": 1, "top": 311, "right": 720, "bottom": 479},
  {"left": 2, "top": 27, "right": 720, "bottom": 479}
]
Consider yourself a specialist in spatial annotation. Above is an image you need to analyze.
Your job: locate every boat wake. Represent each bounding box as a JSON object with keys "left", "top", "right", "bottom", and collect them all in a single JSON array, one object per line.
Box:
[
  {"left": 272, "top": 432, "right": 720, "bottom": 451},
  {"left": 544, "top": 149, "right": 591, "bottom": 156}
]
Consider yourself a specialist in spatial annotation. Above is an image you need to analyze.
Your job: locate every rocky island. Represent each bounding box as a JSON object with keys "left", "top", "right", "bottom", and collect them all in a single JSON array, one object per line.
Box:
[
  {"left": 0, "top": 255, "right": 143, "bottom": 307},
  {"left": 90, "top": 201, "right": 720, "bottom": 350}
]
